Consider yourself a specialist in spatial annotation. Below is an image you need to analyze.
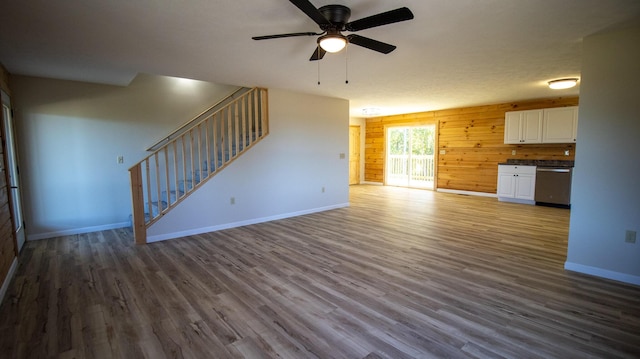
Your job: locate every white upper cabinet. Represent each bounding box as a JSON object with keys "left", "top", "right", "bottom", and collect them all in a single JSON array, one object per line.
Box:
[
  {"left": 542, "top": 106, "right": 579, "bottom": 143},
  {"left": 504, "top": 110, "right": 543, "bottom": 144},
  {"left": 504, "top": 106, "right": 578, "bottom": 144}
]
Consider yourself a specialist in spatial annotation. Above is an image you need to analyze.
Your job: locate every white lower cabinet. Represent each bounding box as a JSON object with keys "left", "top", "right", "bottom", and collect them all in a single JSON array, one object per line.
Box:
[{"left": 497, "top": 165, "right": 536, "bottom": 204}]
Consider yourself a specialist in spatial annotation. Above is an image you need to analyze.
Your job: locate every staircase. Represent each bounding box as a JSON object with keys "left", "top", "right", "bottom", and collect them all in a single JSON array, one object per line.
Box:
[{"left": 129, "top": 87, "right": 269, "bottom": 244}]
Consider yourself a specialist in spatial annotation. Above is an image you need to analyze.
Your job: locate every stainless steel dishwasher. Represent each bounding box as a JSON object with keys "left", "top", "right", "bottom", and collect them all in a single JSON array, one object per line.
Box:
[{"left": 535, "top": 167, "right": 573, "bottom": 208}]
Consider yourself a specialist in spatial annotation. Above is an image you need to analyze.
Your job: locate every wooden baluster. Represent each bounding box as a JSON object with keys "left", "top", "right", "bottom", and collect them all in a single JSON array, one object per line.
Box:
[
  {"left": 145, "top": 158, "right": 152, "bottom": 221},
  {"left": 240, "top": 95, "right": 246, "bottom": 150},
  {"left": 227, "top": 107, "right": 232, "bottom": 162},
  {"left": 261, "top": 88, "right": 268, "bottom": 137},
  {"left": 197, "top": 123, "right": 203, "bottom": 181},
  {"left": 234, "top": 101, "right": 240, "bottom": 157},
  {"left": 253, "top": 90, "right": 259, "bottom": 140},
  {"left": 189, "top": 128, "right": 195, "bottom": 190},
  {"left": 164, "top": 147, "right": 171, "bottom": 207},
  {"left": 205, "top": 116, "right": 211, "bottom": 178},
  {"left": 213, "top": 113, "right": 219, "bottom": 169},
  {"left": 154, "top": 152, "right": 161, "bottom": 215},
  {"left": 173, "top": 141, "right": 179, "bottom": 201}
]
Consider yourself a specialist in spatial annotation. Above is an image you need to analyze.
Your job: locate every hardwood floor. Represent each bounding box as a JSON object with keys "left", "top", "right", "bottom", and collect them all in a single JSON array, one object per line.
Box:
[{"left": 1, "top": 185, "right": 639, "bottom": 358}]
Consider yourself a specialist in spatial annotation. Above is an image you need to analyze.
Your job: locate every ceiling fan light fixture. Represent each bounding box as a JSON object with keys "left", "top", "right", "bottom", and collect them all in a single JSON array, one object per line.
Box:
[
  {"left": 318, "top": 34, "right": 347, "bottom": 53},
  {"left": 548, "top": 78, "right": 579, "bottom": 90}
]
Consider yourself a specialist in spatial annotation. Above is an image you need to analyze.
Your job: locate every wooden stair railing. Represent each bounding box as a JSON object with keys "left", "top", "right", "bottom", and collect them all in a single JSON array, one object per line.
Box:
[{"left": 129, "top": 88, "right": 269, "bottom": 244}]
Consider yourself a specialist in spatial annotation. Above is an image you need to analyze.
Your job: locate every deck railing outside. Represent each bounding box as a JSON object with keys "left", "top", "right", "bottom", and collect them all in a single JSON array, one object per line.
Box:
[{"left": 387, "top": 154, "right": 434, "bottom": 187}]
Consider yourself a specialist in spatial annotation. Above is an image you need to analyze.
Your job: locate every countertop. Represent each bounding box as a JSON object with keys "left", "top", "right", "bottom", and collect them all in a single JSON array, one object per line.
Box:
[{"left": 498, "top": 159, "right": 575, "bottom": 168}]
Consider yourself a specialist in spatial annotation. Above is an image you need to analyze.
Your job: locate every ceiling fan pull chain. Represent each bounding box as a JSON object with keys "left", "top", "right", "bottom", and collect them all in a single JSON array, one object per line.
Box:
[
  {"left": 345, "top": 43, "right": 349, "bottom": 84},
  {"left": 317, "top": 48, "right": 321, "bottom": 85}
]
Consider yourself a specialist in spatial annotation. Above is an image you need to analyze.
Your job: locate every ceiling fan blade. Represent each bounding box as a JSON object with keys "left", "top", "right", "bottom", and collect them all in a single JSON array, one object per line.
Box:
[
  {"left": 252, "top": 32, "right": 321, "bottom": 40},
  {"left": 347, "top": 34, "right": 396, "bottom": 54},
  {"left": 345, "top": 7, "right": 414, "bottom": 32},
  {"left": 289, "top": 0, "right": 332, "bottom": 27},
  {"left": 309, "top": 46, "right": 327, "bottom": 61}
]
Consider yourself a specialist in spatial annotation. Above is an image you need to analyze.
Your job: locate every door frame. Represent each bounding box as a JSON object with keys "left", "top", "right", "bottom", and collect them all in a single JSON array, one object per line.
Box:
[{"left": 383, "top": 120, "right": 439, "bottom": 189}]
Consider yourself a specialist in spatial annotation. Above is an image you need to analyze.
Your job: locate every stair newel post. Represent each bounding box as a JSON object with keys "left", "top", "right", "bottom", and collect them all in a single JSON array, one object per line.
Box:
[{"left": 129, "top": 163, "right": 147, "bottom": 244}]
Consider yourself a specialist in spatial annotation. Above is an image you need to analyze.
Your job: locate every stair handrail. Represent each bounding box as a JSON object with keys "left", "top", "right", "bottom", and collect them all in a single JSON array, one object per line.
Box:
[{"left": 145, "top": 86, "right": 249, "bottom": 152}]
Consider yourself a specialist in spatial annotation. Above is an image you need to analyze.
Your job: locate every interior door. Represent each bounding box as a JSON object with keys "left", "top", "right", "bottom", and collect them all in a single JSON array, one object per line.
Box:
[
  {"left": 349, "top": 126, "right": 360, "bottom": 185},
  {"left": 1, "top": 90, "right": 25, "bottom": 252}
]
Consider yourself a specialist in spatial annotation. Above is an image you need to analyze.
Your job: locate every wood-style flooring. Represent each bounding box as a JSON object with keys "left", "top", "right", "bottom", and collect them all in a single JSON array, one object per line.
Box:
[{"left": 1, "top": 185, "right": 639, "bottom": 358}]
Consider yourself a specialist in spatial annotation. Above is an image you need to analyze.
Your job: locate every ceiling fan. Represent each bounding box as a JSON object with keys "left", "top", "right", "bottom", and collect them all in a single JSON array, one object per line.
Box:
[{"left": 252, "top": 0, "right": 414, "bottom": 61}]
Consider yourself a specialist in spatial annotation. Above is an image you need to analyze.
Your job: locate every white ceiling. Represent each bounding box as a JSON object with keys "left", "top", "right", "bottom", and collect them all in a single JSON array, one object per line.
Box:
[{"left": 1, "top": 0, "right": 640, "bottom": 117}]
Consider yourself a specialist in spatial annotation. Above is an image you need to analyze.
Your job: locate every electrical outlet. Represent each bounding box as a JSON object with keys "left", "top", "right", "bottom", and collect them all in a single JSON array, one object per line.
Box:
[
  {"left": 439, "top": 149, "right": 446, "bottom": 155},
  {"left": 322, "top": 186, "right": 325, "bottom": 193},
  {"left": 230, "top": 197, "right": 235, "bottom": 205},
  {"left": 511, "top": 150, "right": 516, "bottom": 155},
  {"left": 564, "top": 150, "right": 570, "bottom": 156},
  {"left": 625, "top": 230, "right": 636, "bottom": 244},
  {"left": 339, "top": 153, "right": 346, "bottom": 159},
  {"left": 117, "top": 155, "right": 124, "bottom": 164}
]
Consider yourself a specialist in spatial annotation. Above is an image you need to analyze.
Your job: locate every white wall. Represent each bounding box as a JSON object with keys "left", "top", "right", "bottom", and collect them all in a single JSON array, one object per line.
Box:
[
  {"left": 11, "top": 74, "right": 239, "bottom": 239},
  {"left": 147, "top": 89, "right": 350, "bottom": 241},
  {"left": 565, "top": 24, "right": 640, "bottom": 285}
]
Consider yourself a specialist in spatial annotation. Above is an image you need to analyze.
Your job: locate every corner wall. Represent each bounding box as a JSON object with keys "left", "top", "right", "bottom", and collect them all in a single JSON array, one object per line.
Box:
[{"left": 565, "top": 24, "right": 640, "bottom": 285}]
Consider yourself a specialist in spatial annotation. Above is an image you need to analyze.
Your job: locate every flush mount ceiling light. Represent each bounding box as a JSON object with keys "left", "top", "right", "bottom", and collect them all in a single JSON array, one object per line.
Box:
[
  {"left": 318, "top": 33, "right": 347, "bottom": 53},
  {"left": 548, "top": 78, "right": 579, "bottom": 90}
]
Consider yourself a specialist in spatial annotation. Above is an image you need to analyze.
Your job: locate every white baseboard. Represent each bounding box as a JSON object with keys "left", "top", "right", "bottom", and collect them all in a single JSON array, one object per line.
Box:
[
  {"left": 564, "top": 261, "right": 640, "bottom": 286},
  {"left": 0, "top": 258, "right": 18, "bottom": 305},
  {"left": 147, "top": 203, "right": 350, "bottom": 243},
  {"left": 360, "top": 181, "right": 383, "bottom": 186},
  {"left": 27, "top": 221, "right": 131, "bottom": 241},
  {"left": 436, "top": 188, "right": 497, "bottom": 198}
]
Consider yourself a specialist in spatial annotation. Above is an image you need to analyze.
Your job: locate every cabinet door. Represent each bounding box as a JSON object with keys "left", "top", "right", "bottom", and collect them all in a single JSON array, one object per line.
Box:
[
  {"left": 521, "top": 110, "right": 543, "bottom": 143},
  {"left": 497, "top": 172, "right": 516, "bottom": 197},
  {"left": 504, "top": 112, "right": 522, "bottom": 144},
  {"left": 543, "top": 106, "right": 578, "bottom": 143},
  {"left": 514, "top": 174, "right": 536, "bottom": 200}
]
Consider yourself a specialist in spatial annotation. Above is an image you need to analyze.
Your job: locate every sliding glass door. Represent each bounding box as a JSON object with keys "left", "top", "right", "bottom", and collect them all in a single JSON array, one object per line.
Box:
[{"left": 386, "top": 125, "right": 435, "bottom": 189}]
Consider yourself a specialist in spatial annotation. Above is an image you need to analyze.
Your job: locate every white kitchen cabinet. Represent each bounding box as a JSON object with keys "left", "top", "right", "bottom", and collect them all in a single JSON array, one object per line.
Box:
[
  {"left": 504, "top": 110, "right": 543, "bottom": 144},
  {"left": 497, "top": 165, "right": 536, "bottom": 204},
  {"left": 542, "top": 106, "right": 579, "bottom": 143}
]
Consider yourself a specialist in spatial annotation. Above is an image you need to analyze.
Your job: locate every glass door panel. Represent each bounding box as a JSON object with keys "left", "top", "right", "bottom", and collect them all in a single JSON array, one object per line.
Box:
[{"left": 386, "top": 125, "right": 435, "bottom": 189}]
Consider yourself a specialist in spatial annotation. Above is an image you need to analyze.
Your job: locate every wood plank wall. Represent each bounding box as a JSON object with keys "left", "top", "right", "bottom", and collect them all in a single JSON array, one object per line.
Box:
[
  {"left": 0, "top": 63, "right": 16, "bottom": 292},
  {"left": 365, "top": 97, "right": 579, "bottom": 193}
]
